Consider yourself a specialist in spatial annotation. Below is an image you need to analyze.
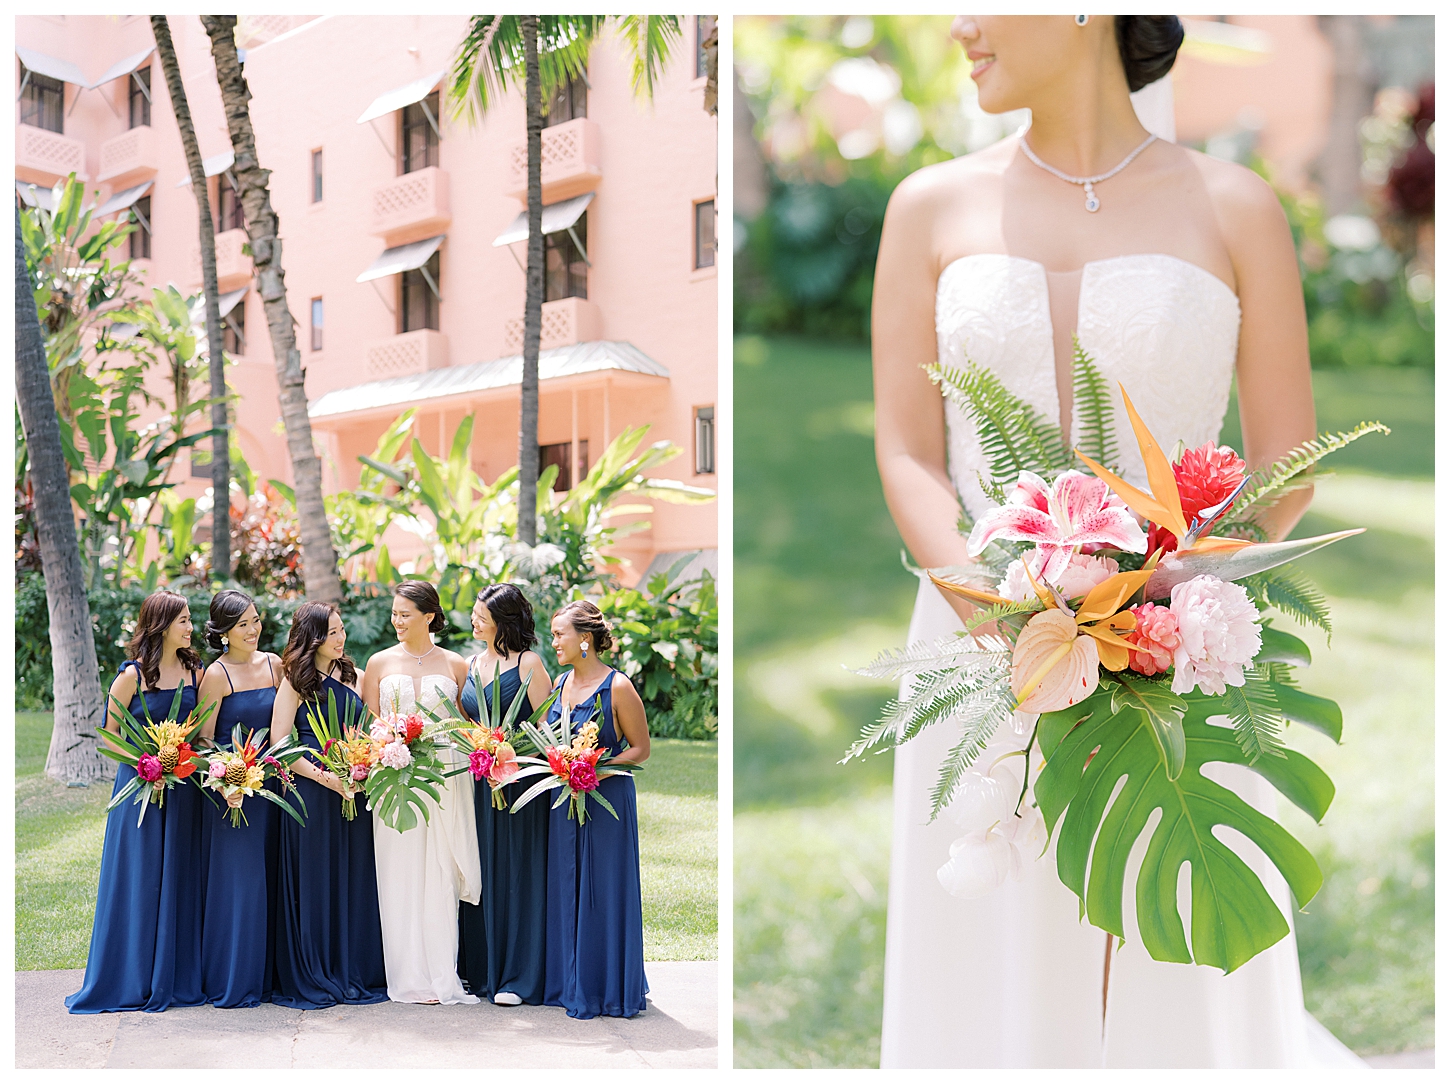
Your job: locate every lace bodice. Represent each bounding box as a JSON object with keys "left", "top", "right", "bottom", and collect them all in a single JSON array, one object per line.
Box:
[
  {"left": 378, "top": 672, "right": 458, "bottom": 716},
  {"left": 935, "top": 253, "right": 1241, "bottom": 519}
]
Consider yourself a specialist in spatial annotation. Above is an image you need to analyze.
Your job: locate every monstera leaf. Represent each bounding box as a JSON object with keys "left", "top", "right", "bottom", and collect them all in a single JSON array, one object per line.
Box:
[{"left": 1035, "top": 681, "right": 1334, "bottom": 974}]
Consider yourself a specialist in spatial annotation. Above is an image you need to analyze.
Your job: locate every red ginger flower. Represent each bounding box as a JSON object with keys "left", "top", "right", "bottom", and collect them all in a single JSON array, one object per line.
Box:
[
  {"left": 1124, "top": 602, "right": 1181, "bottom": 677},
  {"left": 1147, "top": 442, "right": 1248, "bottom": 555},
  {"left": 402, "top": 717, "right": 425, "bottom": 744}
]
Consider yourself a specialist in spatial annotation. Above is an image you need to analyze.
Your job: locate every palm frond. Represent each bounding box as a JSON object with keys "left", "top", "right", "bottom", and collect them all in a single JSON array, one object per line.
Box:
[
  {"left": 614, "top": 15, "right": 682, "bottom": 99},
  {"left": 929, "top": 362, "right": 1069, "bottom": 486},
  {"left": 1221, "top": 668, "right": 1288, "bottom": 764},
  {"left": 1226, "top": 422, "right": 1390, "bottom": 521},
  {"left": 1071, "top": 339, "right": 1119, "bottom": 470},
  {"left": 1240, "top": 565, "right": 1333, "bottom": 637},
  {"left": 928, "top": 686, "right": 1018, "bottom": 820}
]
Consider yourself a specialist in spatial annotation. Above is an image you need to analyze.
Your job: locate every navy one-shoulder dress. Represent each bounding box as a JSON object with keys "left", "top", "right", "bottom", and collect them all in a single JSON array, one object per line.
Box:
[
  {"left": 67, "top": 662, "right": 207, "bottom": 1013},
  {"left": 543, "top": 668, "right": 649, "bottom": 1019},
  {"left": 201, "top": 658, "right": 281, "bottom": 1008},
  {"left": 457, "top": 659, "right": 549, "bottom": 1003},
  {"left": 271, "top": 673, "right": 388, "bottom": 1008}
]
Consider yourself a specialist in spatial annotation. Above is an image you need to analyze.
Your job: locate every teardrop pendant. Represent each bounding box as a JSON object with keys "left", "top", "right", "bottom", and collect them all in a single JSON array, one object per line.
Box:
[{"left": 1084, "top": 183, "right": 1100, "bottom": 213}]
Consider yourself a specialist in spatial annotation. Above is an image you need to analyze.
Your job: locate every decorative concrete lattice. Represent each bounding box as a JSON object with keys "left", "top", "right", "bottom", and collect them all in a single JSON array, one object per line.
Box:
[
  {"left": 373, "top": 172, "right": 433, "bottom": 222},
  {"left": 502, "top": 301, "right": 579, "bottom": 354},
  {"left": 508, "top": 121, "right": 585, "bottom": 188},
  {"left": 99, "top": 129, "right": 144, "bottom": 179},
  {"left": 19, "top": 127, "right": 84, "bottom": 177},
  {"left": 366, "top": 336, "right": 427, "bottom": 379}
]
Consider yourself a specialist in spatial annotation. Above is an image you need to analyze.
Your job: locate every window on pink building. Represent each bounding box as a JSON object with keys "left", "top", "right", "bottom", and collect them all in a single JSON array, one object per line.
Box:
[
  {"left": 539, "top": 441, "right": 588, "bottom": 492},
  {"left": 216, "top": 177, "right": 244, "bottom": 233},
  {"left": 311, "top": 149, "right": 323, "bottom": 203},
  {"left": 694, "top": 406, "right": 715, "bottom": 474},
  {"left": 544, "top": 215, "right": 587, "bottom": 301},
  {"left": 694, "top": 199, "right": 715, "bottom": 269},
  {"left": 224, "top": 298, "right": 246, "bottom": 355},
  {"left": 400, "top": 251, "right": 440, "bottom": 332},
  {"left": 129, "top": 67, "right": 150, "bottom": 128},
  {"left": 400, "top": 91, "right": 440, "bottom": 174},
  {"left": 696, "top": 16, "right": 717, "bottom": 80},
  {"left": 545, "top": 73, "right": 587, "bottom": 127},
  {"left": 129, "top": 196, "right": 151, "bottom": 260},
  {"left": 19, "top": 66, "right": 64, "bottom": 133},
  {"left": 310, "top": 297, "right": 323, "bottom": 351}
]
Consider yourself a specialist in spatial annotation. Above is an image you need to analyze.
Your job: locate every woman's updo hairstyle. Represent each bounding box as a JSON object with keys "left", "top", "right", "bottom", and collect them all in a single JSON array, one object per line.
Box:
[
  {"left": 556, "top": 600, "right": 614, "bottom": 654},
  {"left": 394, "top": 580, "right": 448, "bottom": 634},
  {"left": 206, "top": 589, "right": 255, "bottom": 654},
  {"left": 1114, "top": 16, "right": 1183, "bottom": 93},
  {"left": 477, "top": 583, "right": 536, "bottom": 656}
]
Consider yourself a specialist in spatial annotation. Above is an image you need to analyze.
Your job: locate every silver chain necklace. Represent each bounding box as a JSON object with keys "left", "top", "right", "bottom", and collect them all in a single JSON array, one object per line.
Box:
[
  {"left": 1018, "top": 128, "right": 1157, "bottom": 213},
  {"left": 401, "top": 642, "right": 436, "bottom": 667}
]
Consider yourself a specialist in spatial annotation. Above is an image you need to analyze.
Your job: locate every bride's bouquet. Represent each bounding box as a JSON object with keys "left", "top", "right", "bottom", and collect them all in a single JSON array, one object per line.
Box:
[
  {"left": 199, "top": 724, "right": 309, "bottom": 828},
  {"left": 306, "top": 688, "right": 377, "bottom": 821},
  {"left": 511, "top": 698, "right": 643, "bottom": 825},
  {"left": 363, "top": 708, "right": 450, "bottom": 832},
  {"left": 98, "top": 687, "right": 216, "bottom": 826},
  {"left": 844, "top": 346, "right": 1387, "bottom": 973}
]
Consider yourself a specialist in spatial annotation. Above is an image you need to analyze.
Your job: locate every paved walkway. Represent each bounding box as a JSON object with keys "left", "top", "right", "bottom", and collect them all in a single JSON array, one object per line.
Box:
[{"left": 17, "top": 962, "right": 717, "bottom": 1069}]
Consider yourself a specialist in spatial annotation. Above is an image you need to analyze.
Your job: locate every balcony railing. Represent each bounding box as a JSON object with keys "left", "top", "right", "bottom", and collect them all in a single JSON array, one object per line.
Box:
[
  {"left": 502, "top": 297, "right": 601, "bottom": 354},
  {"left": 370, "top": 166, "right": 451, "bottom": 246},
  {"left": 189, "top": 227, "right": 253, "bottom": 291},
  {"left": 506, "top": 118, "right": 601, "bottom": 204},
  {"left": 98, "top": 125, "right": 157, "bottom": 187},
  {"left": 16, "top": 124, "right": 87, "bottom": 186},
  {"left": 365, "top": 328, "right": 449, "bottom": 381}
]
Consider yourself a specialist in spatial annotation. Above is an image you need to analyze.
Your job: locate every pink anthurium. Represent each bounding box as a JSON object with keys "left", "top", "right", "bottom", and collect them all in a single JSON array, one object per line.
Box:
[{"left": 966, "top": 470, "right": 1147, "bottom": 581}]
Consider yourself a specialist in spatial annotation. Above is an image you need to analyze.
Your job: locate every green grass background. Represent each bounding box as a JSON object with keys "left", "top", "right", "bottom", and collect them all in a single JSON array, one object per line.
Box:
[
  {"left": 733, "top": 335, "right": 1433, "bottom": 1067},
  {"left": 16, "top": 719, "right": 716, "bottom": 969}
]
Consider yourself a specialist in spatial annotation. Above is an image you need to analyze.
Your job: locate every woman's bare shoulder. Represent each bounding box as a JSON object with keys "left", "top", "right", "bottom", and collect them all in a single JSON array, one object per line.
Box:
[
  {"left": 890, "top": 139, "right": 1012, "bottom": 217},
  {"left": 1183, "top": 149, "right": 1288, "bottom": 243}
]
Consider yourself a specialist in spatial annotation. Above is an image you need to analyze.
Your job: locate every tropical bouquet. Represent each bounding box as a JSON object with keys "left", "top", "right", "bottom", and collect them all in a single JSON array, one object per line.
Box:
[
  {"left": 362, "top": 706, "right": 450, "bottom": 832},
  {"left": 199, "top": 724, "right": 310, "bottom": 828},
  {"left": 845, "top": 346, "right": 1387, "bottom": 974},
  {"left": 99, "top": 687, "right": 217, "bottom": 826},
  {"left": 512, "top": 696, "right": 644, "bottom": 824},
  {"left": 305, "top": 688, "right": 378, "bottom": 821},
  {"left": 434, "top": 668, "right": 559, "bottom": 810}
]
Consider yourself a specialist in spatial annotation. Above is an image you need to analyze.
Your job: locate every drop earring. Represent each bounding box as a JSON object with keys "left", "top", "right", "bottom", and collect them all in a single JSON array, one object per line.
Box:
[
  {"left": 1074, "top": 14, "right": 1089, "bottom": 26},
  {"left": 581, "top": 641, "right": 589, "bottom": 657},
  {"left": 221, "top": 635, "right": 229, "bottom": 649}
]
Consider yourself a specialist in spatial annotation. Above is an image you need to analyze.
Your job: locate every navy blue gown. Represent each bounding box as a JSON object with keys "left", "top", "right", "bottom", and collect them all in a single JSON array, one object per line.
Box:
[
  {"left": 456, "top": 659, "right": 549, "bottom": 1003},
  {"left": 67, "top": 662, "right": 207, "bottom": 1013},
  {"left": 543, "top": 668, "right": 649, "bottom": 1018},
  {"left": 271, "top": 673, "right": 388, "bottom": 1008},
  {"left": 201, "top": 658, "right": 280, "bottom": 1008}
]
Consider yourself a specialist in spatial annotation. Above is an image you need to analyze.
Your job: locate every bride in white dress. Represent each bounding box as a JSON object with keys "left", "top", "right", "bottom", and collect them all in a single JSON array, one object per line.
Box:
[
  {"left": 871, "top": 16, "right": 1362, "bottom": 1069},
  {"left": 361, "top": 582, "right": 480, "bottom": 1005}
]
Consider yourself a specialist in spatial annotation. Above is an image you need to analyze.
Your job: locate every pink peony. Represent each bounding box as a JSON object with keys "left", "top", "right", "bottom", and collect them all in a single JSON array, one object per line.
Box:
[
  {"left": 208, "top": 759, "right": 227, "bottom": 780},
  {"left": 996, "top": 549, "right": 1120, "bottom": 603},
  {"left": 468, "top": 748, "right": 495, "bottom": 781},
  {"left": 567, "top": 759, "right": 599, "bottom": 793},
  {"left": 379, "top": 740, "right": 413, "bottom": 770},
  {"left": 137, "top": 754, "right": 163, "bottom": 783},
  {"left": 1124, "top": 602, "right": 1181, "bottom": 677},
  {"left": 1167, "top": 575, "right": 1262, "bottom": 695},
  {"left": 350, "top": 763, "right": 371, "bottom": 782}
]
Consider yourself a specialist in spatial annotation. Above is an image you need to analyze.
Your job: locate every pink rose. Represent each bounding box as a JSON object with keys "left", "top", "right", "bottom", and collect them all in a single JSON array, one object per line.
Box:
[
  {"left": 567, "top": 759, "right": 599, "bottom": 793},
  {"left": 137, "top": 754, "right": 163, "bottom": 783},
  {"left": 468, "top": 748, "right": 494, "bottom": 781}
]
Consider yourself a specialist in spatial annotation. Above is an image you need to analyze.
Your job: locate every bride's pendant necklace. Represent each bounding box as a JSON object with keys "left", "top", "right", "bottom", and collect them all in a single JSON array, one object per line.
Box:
[
  {"left": 402, "top": 642, "right": 436, "bottom": 667},
  {"left": 1018, "top": 128, "right": 1157, "bottom": 213}
]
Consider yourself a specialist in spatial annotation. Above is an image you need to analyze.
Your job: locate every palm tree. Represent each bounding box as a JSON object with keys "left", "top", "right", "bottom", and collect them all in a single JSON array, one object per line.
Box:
[
  {"left": 15, "top": 211, "right": 109, "bottom": 784},
  {"left": 151, "top": 15, "right": 230, "bottom": 583},
  {"left": 199, "top": 15, "right": 342, "bottom": 602},
  {"left": 449, "top": 15, "right": 682, "bottom": 545}
]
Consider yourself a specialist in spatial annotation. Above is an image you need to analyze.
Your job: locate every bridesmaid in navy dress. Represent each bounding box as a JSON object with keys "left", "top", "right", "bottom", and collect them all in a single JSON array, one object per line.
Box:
[
  {"left": 195, "top": 590, "right": 284, "bottom": 1008},
  {"left": 67, "top": 590, "right": 208, "bottom": 1013},
  {"left": 456, "top": 584, "right": 555, "bottom": 1006},
  {"left": 268, "top": 601, "right": 388, "bottom": 1008},
  {"left": 543, "top": 601, "right": 652, "bottom": 1019}
]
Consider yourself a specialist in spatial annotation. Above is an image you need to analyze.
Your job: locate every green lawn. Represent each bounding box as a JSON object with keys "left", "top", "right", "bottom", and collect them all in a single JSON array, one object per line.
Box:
[
  {"left": 15, "top": 718, "right": 716, "bottom": 968},
  {"left": 733, "top": 335, "right": 1433, "bottom": 1066}
]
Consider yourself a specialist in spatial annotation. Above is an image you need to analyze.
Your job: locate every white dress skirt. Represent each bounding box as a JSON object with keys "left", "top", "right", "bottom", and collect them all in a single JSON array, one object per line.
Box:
[{"left": 374, "top": 673, "right": 481, "bottom": 1005}]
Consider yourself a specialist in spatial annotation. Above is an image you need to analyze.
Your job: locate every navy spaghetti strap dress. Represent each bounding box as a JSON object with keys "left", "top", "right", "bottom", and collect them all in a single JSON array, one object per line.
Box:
[
  {"left": 67, "top": 662, "right": 207, "bottom": 1013},
  {"left": 457, "top": 659, "right": 549, "bottom": 1003},
  {"left": 201, "top": 658, "right": 281, "bottom": 1008},
  {"left": 271, "top": 673, "right": 388, "bottom": 1008},
  {"left": 543, "top": 668, "right": 649, "bottom": 1018}
]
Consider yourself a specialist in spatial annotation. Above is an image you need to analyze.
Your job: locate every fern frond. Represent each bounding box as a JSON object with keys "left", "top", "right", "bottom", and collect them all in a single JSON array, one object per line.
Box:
[
  {"left": 1240, "top": 565, "right": 1332, "bottom": 637},
  {"left": 1227, "top": 422, "right": 1390, "bottom": 519},
  {"left": 1221, "top": 669, "right": 1288, "bottom": 763},
  {"left": 1071, "top": 340, "right": 1118, "bottom": 470},
  {"left": 929, "top": 362, "right": 1070, "bottom": 486},
  {"left": 1256, "top": 659, "right": 1299, "bottom": 689},
  {"left": 975, "top": 471, "right": 1007, "bottom": 507},
  {"left": 844, "top": 661, "right": 1007, "bottom": 760},
  {"left": 962, "top": 600, "right": 1041, "bottom": 634},
  {"left": 928, "top": 686, "right": 1018, "bottom": 819},
  {"left": 851, "top": 635, "right": 1005, "bottom": 682}
]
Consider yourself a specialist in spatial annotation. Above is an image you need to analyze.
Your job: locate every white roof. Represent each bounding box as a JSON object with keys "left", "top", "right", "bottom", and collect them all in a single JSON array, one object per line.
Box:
[
  {"left": 493, "top": 192, "right": 593, "bottom": 247},
  {"left": 310, "top": 340, "right": 669, "bottom": 419},
  {"left": 356, "top": 234, "right": 445, "bottom": 283},
  {"left": 16, "top": 180, "right": 57, "bottom": 213},
  {"left": 16, "top": 46, "right": 88, "bottom": 86},
  {"left": 95, "top": 180, "right": 153, "bottom": 217},
  {"left": 357, "top": 69, "right": 447, "bottom": 124},
  {"left": 176, "top": 151, "right": 236, "bottom": 188},
  {"left": 92, "top": 46, "right": 156, "bottom": 87}
]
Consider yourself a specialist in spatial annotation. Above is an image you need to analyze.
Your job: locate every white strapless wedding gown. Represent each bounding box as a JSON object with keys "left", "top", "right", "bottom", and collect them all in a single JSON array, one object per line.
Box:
[
  {"left": 374, "top": 672, "right": 481, "bottom": 1005},
  {"left": 880, "top": 253, "right": 1365, "bottom": 1068}
]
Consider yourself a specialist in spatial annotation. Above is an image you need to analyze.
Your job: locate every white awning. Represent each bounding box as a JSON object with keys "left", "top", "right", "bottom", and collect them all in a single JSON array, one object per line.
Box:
[
  {"left": 95, "top": 180, "right": 153, "bottom": 217},
  {"left": 217, "top": 287, "right": 248, "bottom": 319},
  {"left": 492, "top": 192, "right": 594, "bottom": 247},
  {"left": 310, "top": 340, "right": 670, "bottom": 420},
  {"left": 176, "top": 151, "right": 236, "bottom": 188},
  {"left": 16, "top": 180, "right": 56, "bottom": 212},
  {"left": 188, "top": 287, "right": 248, "bottom": 332},
  {"left": 356, "top": 234, "right": 445, "bottom": 283},
  {"left": 91, "top": 46, "right": 156, "bottom": 87},
  {"left": 16, "top": 46, "right": 88, "bottom": 87},
  {"left": 357, "top": 69, "right": 446, "bottom": 124}
]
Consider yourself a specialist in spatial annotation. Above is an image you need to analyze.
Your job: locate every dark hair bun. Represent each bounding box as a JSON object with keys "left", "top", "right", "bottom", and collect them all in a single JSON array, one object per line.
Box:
[
  {"left": 206, "top": 588, "right": 255, "bottom": 654},
  {"left": 395, "top": 580, "right": 448, "bottom": 634},
  {"left": 1115, "top": 15, "right": 1183, "bottom": 93},
  {"left": 556, "top": 600, "right": 614, "bottom": 654}
]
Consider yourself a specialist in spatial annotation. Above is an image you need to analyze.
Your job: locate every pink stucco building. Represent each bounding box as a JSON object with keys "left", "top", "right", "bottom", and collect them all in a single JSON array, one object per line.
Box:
[{"left": 16, "top": 14, "right": 718, "bottom": 583}]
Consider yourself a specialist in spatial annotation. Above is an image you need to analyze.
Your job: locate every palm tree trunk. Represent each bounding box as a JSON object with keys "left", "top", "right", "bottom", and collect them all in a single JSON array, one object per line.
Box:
[
  {"left": 200, "top": 15, "right": 341, "bottom": 601},
  {"left": 16, "top": 211, "right": 109, "bottom": 784},
  {"left": 152, "top": 16, "right": 230, "bottom": 583},
  {"left": 516, "top": 15, "right": 544, "bottom": 546}
]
